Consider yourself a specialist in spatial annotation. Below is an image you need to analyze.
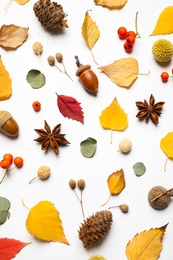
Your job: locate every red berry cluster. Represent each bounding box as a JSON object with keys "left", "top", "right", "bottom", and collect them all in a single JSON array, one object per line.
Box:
[
  {"left": 160, "top": 69, "right": 173, "bottom": 83},
  {"left": 117, "top": 27, "right": 136, "bottom": 53},
  {"left": 0, "top": 154, "right": 24, "bottom": 183}
]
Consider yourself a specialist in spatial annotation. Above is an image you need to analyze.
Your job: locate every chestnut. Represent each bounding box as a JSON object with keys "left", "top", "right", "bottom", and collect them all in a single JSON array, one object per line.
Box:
[{"left": 0, "top": 110, "right": 19, "bottom": 137}]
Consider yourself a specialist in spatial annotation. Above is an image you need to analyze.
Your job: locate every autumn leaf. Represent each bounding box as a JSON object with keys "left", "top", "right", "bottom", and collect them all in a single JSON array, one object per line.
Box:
[
  {"left": 25, "top": 200, "right": 69, "bottom": 244},
  {"left": 160, "top": 131, "right": 173, "bottom": 171},
  {"left": 56, "top": 93, "right": 84, "bottom": 124},
  {"left": 26, "top": 69, "right": 46, "bottom": 89},
  {"left": 15, "top": 0, "right": 30, "bottom": 4},
  {"left": 125, "top": 224, "right": 168, "bottom": 260},
  {"left": 82, "top": 10, "right": 100, "bottom": 64},
  {"left": 0, "top": 56, "right": 12, "bottom": 101},
  {"left": 94, "top": 0, "right": 127, "bottom": 9},
  {"left": 98, "top": 58, "right": 139, "bottom": 88},
  {"left": 0, "top": 25, "right": 29, "bottom": 50},
  {"left": 0, "top": 238, "right": 31, "bottom": 260},
  {"left": 101, "top": 169, "right": 125, "bottom": 206},
  {"left": 99, "top": 97, "right": 128, "bottom": 143},
  {"left": 150, "top": 6, "right": 173, "bottom": 36}
]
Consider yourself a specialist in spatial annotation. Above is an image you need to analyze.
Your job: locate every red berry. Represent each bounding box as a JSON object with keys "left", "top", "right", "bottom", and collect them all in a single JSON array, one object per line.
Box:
[
  {"left": 126, "top": 35, "right": 136, "bottom": 46},
  {"left": 117, "top": 27, "right": 127, "bottom": 40},
  {"left": 3, "top": 154, "right": 13, "bottom": 164},
  {"left": 32, "top": 101, "right": 41, "bottom": 111},
  {"left": 172, "top": 68, "right": 173, "bottom": 74},
  {"left": 124, "top": 42, "right": 133, "bottom": 53},
  {"left": 14, "top": 157, "right": 24, "bottom": 168},
  {"left": 0, "top": 159, "right": 11, "bottom": 169},
  {"left": 126, "top": 31, "right": 136, "bottom": 39},
  {"left": 161, "top": 72, "right": 169, "bottom": 82}
]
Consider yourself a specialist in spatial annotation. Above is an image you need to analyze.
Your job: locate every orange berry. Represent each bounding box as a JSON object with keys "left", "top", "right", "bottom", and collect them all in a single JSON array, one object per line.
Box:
[
  {"left": 117, "top": 26, "right": 127, "bottom": 40},
  {"left": 32, "top": 101, "right": 41, "bottom": 111},
  {"left": 161, "top": 72, "right": 169, "bottom": 82},
  {"left": 0, "top": 159, "right": 11, "bottom": 169},
  {"left": 126, "top": 35, "right": 136, "bottom": 46},
  {"left": 3, "top": 153, "right": 13, "bottom": 163},
  {"left": 124, "top": 42, "right": 133, "bottom": 53},
  {"left": 126, "top": 31, "right": 136, "bottom": 39},
  {"left": 14, "top": 157, "right": 24, "bottom": 168}
]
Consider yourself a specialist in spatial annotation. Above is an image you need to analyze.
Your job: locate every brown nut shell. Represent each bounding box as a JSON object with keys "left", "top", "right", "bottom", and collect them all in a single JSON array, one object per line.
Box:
[
  {"left": 1, "top": 117, "right": 19, "bottom": 137},
  {"left": 79, "top": 69, "right": 99, "bottom": 94},
  {"left": 148, "top": 186, "right": 170, "bottom": 210}
]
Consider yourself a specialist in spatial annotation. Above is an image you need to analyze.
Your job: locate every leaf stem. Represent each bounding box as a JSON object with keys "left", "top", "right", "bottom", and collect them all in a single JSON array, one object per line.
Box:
[
  {"left": 164, "top": 157, "right": 169, "bottom": 172},
  {"left": 90, "top": 49, "right": 99, "bottom": 65},
  {"left": 28, "top": 176, "right": 38, "bottom": 184},
  {"left": 4, "top": 0, "right": 13, "bottom": 10},
  {"left": 22, "top": 199, "right": 30, "bottom": 210},
  {"left": 150, "top": 188, "right": 173, "bottom": 202},
  {"left": 135, "top": 11, "right": 141, "bottom": 38},
  {"left": 101, "top": 194, "right": 111, "bottom": 207}
]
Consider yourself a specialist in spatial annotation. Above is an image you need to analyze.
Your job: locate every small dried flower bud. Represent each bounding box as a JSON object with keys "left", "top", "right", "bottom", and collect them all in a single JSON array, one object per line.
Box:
[
  {"left": 47, "top": 56, "right": 55, "bottom": 66},
  {"left": 32, "top": 42, "right": 43, "bottom": 56},
  {"left": 77, "top": 179, "right": 85, "bottom": 190},
  {"left": 119, "top": 204, "right": 129, "bottom": 213},
  {"left": 118, "top": 138, "right": 132, "bottom": 153},
  {"left": 37, "top": 166, "right": 51, "bottom": 180},
  {"left": 69, "top": 179, "right": 76, "bottom": 189},
  {"left": 55, "top": 52, "right": 63, "bottom": 62}
]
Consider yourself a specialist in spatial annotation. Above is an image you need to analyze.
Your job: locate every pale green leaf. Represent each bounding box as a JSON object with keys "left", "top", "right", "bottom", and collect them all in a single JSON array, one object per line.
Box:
[
  {"left": 26, "top": 69, "right": 46, "bottom": 89},
  {"left": 133, "top": 162, "right": 146, "bottom": 176},
  {"left": 0, "top": 196, "right": 11, "bottom": 224},
  {"left": 80, "top": 137, "right": 97, "bottom": 158}
]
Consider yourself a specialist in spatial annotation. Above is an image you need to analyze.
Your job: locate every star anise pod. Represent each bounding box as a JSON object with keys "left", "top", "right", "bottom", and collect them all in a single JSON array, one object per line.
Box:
[
  {"left": 135, "top": 94, "right": 165, "bottom": 125},
  {"left": 34, "top": 120, "right": 70, "bottom": 154}
]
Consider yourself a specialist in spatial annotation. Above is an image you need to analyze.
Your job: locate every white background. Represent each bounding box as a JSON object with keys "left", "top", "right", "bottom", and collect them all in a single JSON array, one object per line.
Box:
[{"left": 0, "top": 0, "right": 173, "bottom": 259}]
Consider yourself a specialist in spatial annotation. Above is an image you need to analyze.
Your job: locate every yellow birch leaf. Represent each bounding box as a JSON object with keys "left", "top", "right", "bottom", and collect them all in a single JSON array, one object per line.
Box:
[
  {"left": 99, "top": 97, "right": 128, "bottom": 131},
  {"left": 0, "top": 24, "right": 29, "bottom": 50},
  {"left": 94, "top": 0, "right": 128, "bottom": 9},
  {"left": 126, "top": 224, "right": 168, "bottom": 260},
  {"left": 160, "top": 131, "right": 173, "bottom": 171},
  {"left": 108, "top": 169, "right": 125, "bottom": 195},
  {"left": 15, "top": 0, "right": 30, "bottom": 4},
  {"left": 82, "top": 10, "right": 100, "bottom": 63},
  {"left": 26, "top": 200, "right": 69, "bottom": 245},
  {"left": 150, "top": 6, "right": 173, "bottom": 36},
  {"left": 0, "top": 56, "right": 12, "bottom": 101},
  {"left": 98, "top": 57, "right": 139, "bottom": 88}
]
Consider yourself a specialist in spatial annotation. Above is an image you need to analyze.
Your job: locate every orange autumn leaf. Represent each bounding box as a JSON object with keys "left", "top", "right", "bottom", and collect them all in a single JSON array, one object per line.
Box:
[
  {"left": 0, "top": 24, "right": 29, "bottom": 50},
  {"left": 94, "top": 0, "right": 127, "bottom": 9},
  {"left": 126, "top": 224, "right": 168, "bottom": 260},
  {"left": 98, "top": 57, "right": 139, "bottom": 88},
  {"left": 82, "top": 10, "right": 100, "bottom": 64},
  {"left": 0, "top": 56, "right": 12, "bottom": 101},
  {"left": 101, "top": 169, "right": 125, "bottom": 206},
  {"left": 25, "top": 200, "right": 69, "bottom": 244},
  {"left": 160, "top": 131, "right": 173, "bottom": 171},
  {"left": 150, "top": 6, "right": 173, "bottom": 36},
  {"left": 15, "top": 0, "right": 30, "bottom": 4}
]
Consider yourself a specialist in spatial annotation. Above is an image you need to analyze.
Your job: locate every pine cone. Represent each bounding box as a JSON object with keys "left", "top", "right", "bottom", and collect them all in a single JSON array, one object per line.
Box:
[
  {"left": 78, "top": 210, "right": 113, "bottom": 248},
  {"left": 33, "top": 0, "right": 68, "bottom": 30}
]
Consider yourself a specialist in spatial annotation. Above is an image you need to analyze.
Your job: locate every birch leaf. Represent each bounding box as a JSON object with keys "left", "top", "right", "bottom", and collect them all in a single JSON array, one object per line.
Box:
[
  {"left": 126, "top": 224, "right": 168, "bottom": 260},
  {"left": 0, "top": 56, "right": 12, "bottom": 101},
  {"left": 82, "top": 10, "right": 100, "bottom": 63},
  {"left": 150, "top": 6, "right": 173, "bottom": 36},
  {"left": 25, "top": 200, "right": 69, "bottom": 244},
  {"left": 94, "top": 0, "right": 128, "bottom": 9},
  {"left": 160, "top": 131, "right": 173, "bottom": 171},
  {"left": 0, "top": 25, "right": 29, "bottom": 50},
  {"left": 98, "top": 57, "right": 139, "bottom": 88},
  {"left": 15, "top": 0, "right": 30, "bottom": 4}
]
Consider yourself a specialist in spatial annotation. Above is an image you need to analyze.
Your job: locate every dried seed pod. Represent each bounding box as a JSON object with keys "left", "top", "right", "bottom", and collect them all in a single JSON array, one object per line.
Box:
[
  {"left": 75, "top": 56, "right": 99, "bottom": 94},
  {"left": 32, "top": 42, "right": 43, "bottom": 57},
  {"left": 47, "top": 56, "right": 55, "bottom": 66},
  {"left": 29, "top": 166, "right": 51, "bottom": 184},
  {"left": 79, "top": 210, "right": 113, "bottom": 248},
  {"left": 118, "top": 138, "right": 132, "bottom": 153},
  {"left": 148, "top": 186, "right": 171, "bottom": 210},
  {"left": 0, "top": 110, "right": 19, "bottom": 137},
  {"left": 55, "top": 52, "right": 63, "bottom": 62},
  {"left": 77, "top": 179, "right": 85, "bottom": 190},
  {"left": 69, "top": 179, "right": 76, "bottom": 189}
]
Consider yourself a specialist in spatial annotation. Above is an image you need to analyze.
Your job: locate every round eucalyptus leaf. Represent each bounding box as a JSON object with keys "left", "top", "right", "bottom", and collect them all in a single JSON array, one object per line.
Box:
[
  {"left": 26, "top": 69, "right": 46, "bottom": 89},
  {"left": 80, "top": 137, "right": 97, "bottom": 158},
  {"left": 0, "top": 196, "right": 11, "bottom": 224},
  {"left": 133, "top": 162, "right": 146, "bottom": 176}
]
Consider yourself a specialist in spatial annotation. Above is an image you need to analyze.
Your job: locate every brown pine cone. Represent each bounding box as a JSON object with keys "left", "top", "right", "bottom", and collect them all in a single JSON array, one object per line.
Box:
[
  {"left": 33, "top": 0, "right": 68, "bottom": 30},
  {"left": 78, "top": 210, "right": 113, "bottom": 248}
]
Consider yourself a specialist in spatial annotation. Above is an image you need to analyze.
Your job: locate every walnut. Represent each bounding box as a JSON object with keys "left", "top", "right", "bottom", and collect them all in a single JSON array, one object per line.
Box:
[{"left": 148, "top": 186, "right": 171, "bottom": 210}]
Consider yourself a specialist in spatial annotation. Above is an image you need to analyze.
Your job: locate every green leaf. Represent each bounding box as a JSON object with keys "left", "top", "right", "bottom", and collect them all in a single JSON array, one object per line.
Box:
[
  {"left": 80, "top": 137, "right": 97, "bottom": 158},
  {"left": 26, "top": 69, "right": 46, "bottom": 89},
  {"left": 133, "top": 162, "right": 146, "bottom": 176},
  {"left": 0, "top": 196, "right": 11, "bottom": 224}
]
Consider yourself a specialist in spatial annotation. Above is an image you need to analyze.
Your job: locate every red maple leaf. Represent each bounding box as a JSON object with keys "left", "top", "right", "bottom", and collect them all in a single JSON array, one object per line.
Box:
[
  {"left": 0, "top": 238, "right": 31, "bottom": 260},
  {"left": 56, "top": 94, "right": 84, "bottom": 124}
]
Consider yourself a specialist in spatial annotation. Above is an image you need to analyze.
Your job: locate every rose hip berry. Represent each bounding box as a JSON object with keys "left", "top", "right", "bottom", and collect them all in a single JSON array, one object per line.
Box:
[
  {"left": 161, "top": 72, "right": 169, "bottom": 82},
  {"left": 14, "top": 157, "right": 24, "bottom": 168},
  {"left": 32, "top": 101, "right": 41, "bottom": 111},
  {"left": 117, "top": 27, "right": 127, "bottom": 40}
]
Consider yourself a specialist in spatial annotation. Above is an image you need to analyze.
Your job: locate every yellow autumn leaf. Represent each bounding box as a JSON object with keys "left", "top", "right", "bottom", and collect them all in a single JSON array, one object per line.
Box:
[
  {"left": 126, "top": 224, "right": 168, "bottom": 260},
  {"left": 150, "top": 6, "right": 173, "bottom": 36},
  {"left": 0, "top": 56, "right": 12, "bottom": 101},
  {"left": 101, "top": 169, "right": 125, "bottom": 206},
  {"left": 94, "top": 0, "right": 127, "bottom": 9},
  {"left": 25, "top": 200, "right": 69, "bottom": 244},
  {"left": 15, "top": 0, "right": 30, "bottom": 4},
  {"left": 0, "top": 24, "right": 29, "bottom": 50},
  {"left": 82, "top": 10, "right": 100, "bottom": 63},
  {"left": 98, "top": 57, "right": 139, "bottom": 88},
  {"left": 160, "top": 131, "right": 173, "bottom": 171}
]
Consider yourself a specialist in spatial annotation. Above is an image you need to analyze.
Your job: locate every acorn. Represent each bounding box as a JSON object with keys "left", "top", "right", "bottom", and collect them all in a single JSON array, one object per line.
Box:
[
  {"left": 0, "top": 110, "right": 19, "bottom": 137},
  {"left": 75, "top": 56, "right": 99, "bottom": 94}
]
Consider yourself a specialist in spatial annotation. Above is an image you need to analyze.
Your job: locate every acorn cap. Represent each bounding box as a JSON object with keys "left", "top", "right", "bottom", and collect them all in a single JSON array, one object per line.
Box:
[
  {"left": 0, "top": 110, "right": 12, "bottom": 129},
  {"left": 76, "top": 64, "right": 91, "bottom": 77},
  {"left": 152, "top": 39, "right": 173, "bottom": 62}
]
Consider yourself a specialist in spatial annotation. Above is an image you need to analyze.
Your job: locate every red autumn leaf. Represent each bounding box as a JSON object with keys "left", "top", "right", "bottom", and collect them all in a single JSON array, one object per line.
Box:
[
  {"left": 56, "top": 93, "right": 84, "bottom": 124},
  {"left": 0, "top": 238, "right": 31, "bottom": 260}
]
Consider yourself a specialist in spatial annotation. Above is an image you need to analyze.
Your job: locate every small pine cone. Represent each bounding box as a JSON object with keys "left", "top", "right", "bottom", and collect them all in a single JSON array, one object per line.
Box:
[
  {"left": 33, "top": 0, "right": 68, "bottom": 30},
  {"left": 78, "top": 210, "right": 113, "bottom": 248}
]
